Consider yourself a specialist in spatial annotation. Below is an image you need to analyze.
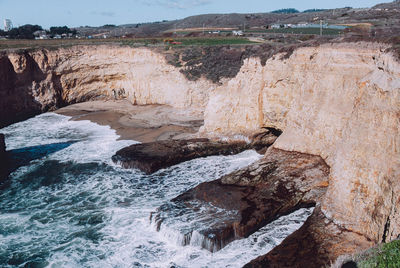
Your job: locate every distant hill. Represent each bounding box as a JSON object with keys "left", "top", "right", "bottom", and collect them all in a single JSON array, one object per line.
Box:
[
  {"left": 75, "top": 1, "right": 400, "bottom": 38},
  {"left": 373, "top": 0, "right": 400, "bottom": 9}
]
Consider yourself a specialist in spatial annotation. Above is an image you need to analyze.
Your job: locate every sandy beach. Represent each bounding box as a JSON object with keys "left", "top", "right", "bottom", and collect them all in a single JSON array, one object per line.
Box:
[{"left": 56, "top": 100, "right": 204, "bottom": 143}]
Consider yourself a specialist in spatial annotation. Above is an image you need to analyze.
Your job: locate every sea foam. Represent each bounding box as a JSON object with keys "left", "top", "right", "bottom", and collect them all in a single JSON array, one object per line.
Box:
[{"left": 0, "top": 113, "right": 312, "bottom": 268}]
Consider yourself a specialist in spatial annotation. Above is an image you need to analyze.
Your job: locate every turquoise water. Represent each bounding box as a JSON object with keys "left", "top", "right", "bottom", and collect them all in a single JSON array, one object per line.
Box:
[{"left": 0, "top": 113, "right": 312, "bottom": 268}]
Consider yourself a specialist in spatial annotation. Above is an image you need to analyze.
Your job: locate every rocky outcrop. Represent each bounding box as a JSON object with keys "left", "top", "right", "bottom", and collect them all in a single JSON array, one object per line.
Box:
[
  {"left": 152, "top": 148, "right": 330, "bottom": 252},
  {"left": 201, "top": 43, "right": 400, "bottom": 248},
  {"left": 112, "top": 138, "right": 250, "bottom": 174},
  {"left": 0, "top": 52, "right": 59, "bottom": 127},
  {"left": 244, "top": 206, "right": 374, "bottom": 268},
  {"left": 112, "top": 128, "right": 280, "bottom": 174}
]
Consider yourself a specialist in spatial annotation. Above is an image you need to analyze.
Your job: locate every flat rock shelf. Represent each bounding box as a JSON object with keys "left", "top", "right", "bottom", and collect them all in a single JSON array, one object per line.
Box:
[{"left": 151, "top": 148, "right": 330, "bottom": 253}]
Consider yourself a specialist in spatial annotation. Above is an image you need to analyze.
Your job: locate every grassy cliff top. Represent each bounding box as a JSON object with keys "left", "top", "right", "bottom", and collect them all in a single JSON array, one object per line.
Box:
[{"left": 356, "top": 239, "right": 400, "bottom": 268}]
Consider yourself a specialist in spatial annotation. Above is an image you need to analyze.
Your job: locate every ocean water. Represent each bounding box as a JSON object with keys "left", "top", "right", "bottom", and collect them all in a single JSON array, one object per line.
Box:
[{"left": 0, "top": 113, "right": 313, "bottom": 268}]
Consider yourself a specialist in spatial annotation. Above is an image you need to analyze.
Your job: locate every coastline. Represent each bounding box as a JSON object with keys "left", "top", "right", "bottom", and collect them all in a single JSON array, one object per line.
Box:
[
  {"left": 55, "top": 100, "right": 204, "bottom": 143},
  {"left": 0, "top": 37, "right": 398, "bottom": 266}
]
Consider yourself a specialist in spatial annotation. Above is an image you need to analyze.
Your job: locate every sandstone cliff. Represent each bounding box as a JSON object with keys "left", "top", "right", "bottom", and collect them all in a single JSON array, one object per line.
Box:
[
  {"left": 201, "top": 42, "right": 400, "bottom": 246},
  {"left": 1, "top": 43, "right": 399, "bottom": 264},
  {"left": 0, "top": 46, "right": 216, "bottom": 128}
]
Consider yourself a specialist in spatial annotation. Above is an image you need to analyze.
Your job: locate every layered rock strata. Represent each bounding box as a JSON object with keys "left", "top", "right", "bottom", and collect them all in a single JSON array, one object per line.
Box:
[{"left": 152, "top": 148, "right": 330, "bottom": 252}]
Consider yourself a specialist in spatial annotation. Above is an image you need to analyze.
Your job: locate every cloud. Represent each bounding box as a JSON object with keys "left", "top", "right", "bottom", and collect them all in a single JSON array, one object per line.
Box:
[
  {"left": 142, "top": 0, "right": 211, "bottom": 10},
  {"left": 91, "top": 11, "right": 116, "bottom": 17}
]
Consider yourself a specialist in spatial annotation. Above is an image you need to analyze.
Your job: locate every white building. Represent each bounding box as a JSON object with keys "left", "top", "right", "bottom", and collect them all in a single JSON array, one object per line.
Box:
[
  {"left": 34, "top": 30, "right": 49, "bottom": 40},
  {"left": 4, "top": 19, "right": 13, "bottom": 31}
]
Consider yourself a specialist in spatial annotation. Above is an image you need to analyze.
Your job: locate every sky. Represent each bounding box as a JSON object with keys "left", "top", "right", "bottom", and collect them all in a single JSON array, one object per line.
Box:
[{"left": 0, "top": 0, "right": 390, "bottom": 29}]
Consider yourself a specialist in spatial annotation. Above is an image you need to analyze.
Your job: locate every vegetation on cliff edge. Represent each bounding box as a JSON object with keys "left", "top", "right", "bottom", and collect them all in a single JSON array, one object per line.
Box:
[{"left": 355, "top": 240, "right": 400, "bottom": 268}]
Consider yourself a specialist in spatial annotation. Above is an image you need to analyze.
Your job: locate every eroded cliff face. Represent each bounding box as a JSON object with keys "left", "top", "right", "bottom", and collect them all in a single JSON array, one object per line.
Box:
[
  {"left": 0, "top": 46, "right": 216, "bottom": 128},
  {"left": 1, "top": 43, "right": 399, "bottom": 262},
  {"left": 201, "top": 43, "right": 400, "bottom": 245}
]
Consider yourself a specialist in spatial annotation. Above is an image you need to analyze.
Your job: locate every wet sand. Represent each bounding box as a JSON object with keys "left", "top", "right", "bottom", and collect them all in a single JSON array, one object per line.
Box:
[{"left": 56, "top": 100, "right": 204, "bottom": 143}]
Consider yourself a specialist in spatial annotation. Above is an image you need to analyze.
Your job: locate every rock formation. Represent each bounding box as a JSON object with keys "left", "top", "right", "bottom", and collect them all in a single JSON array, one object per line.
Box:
[
  {"left": 244, "top": 206, "right": 374, "bottom": 268},
  {"left": 112, "top": 128, "right": 279, "bottom": 174},
  {"left": 201, "top": 42, "right": 400, "bottom": 246},
  {"left": 112, "top": 138, "right": 250, "bottom": 174},
  {"left": 0, "top": 42, "right": 398, "bottom": 265},
  {"left": 152, "top": 148, "right": 330, "bottom": 253}
]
